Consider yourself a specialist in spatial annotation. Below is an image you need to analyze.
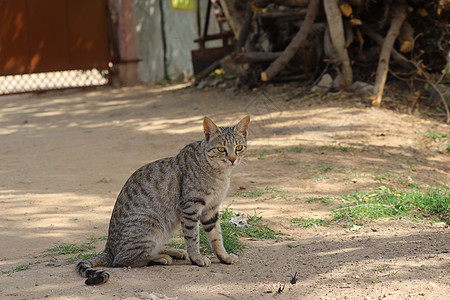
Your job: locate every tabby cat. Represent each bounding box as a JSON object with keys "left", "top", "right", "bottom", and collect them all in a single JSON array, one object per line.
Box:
[{"left": 77, "top": 116, "right": 250, "bottom": 285}]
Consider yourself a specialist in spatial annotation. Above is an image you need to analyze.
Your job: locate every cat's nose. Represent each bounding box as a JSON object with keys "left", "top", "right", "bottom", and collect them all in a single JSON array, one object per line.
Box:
[{"left": 229, "top": 158, "right": 236, "bottom": 164}]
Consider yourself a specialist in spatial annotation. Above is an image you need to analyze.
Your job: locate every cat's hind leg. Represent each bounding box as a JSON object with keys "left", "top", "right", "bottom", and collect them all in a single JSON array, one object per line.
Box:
[
  {"left": 113, "top": 250, "right": 174, "bottom": 267},
  {"left": 160, "top": 248, "right": 188, "bottom": 260}
]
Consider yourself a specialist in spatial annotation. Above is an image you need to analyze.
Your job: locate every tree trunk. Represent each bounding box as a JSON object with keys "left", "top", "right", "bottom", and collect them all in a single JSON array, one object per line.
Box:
[
  {"left": 219, "top": 0, "right": 246, "bottom": 38},
  {"left": 323, "top": 0, "right": 353, "bottom": 88}
]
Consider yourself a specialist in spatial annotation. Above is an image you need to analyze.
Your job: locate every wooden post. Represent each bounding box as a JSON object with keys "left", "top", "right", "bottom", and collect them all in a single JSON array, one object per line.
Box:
[{"left": 108, "top": 0, "right": 140, "bottom": 87}]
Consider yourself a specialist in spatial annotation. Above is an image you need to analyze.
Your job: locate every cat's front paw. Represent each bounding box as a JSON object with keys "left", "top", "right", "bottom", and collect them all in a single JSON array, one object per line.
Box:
[
  {"left": 219, "top": 253, "right": 238, "bottom": 265},
  {"left": 190, "top": 255, "right": 211, "bottom": 267}
]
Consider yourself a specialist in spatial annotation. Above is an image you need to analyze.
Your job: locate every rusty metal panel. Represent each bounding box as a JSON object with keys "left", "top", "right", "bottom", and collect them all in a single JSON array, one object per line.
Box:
[
  {"left": 66, "top": 0, "right": 109, "bottom": 70},
  {"left": 26, "top": 0, "right": 71, "bottom": 73},
  {"left": 0, "top": 0, "right": 110, "bottom": 76},
  {"left": 191, "top": 45, "right": 235, "bottom": 75},
  {"left": 0, "top": 0, "right": 29, "bottom": 75}
]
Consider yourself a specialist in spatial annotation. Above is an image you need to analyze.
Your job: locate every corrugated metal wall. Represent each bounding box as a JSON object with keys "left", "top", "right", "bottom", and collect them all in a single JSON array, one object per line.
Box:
[{"left": 134, "top": 0, "right": 222, "bottom": 82}]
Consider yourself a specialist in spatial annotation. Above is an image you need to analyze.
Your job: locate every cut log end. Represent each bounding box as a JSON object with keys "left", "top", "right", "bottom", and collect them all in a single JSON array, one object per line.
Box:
[
  {"left": 339, "top": 3, "right": 353, "bottom": 17},
  {"left": 371, "top": 97, "right": 382, "bottom": 107},
  {"left": 261, "top": 72, "right": 269, "bottom": 82},
  {"left": 400, "top": 41, "right": 413, "bottom": 53}
]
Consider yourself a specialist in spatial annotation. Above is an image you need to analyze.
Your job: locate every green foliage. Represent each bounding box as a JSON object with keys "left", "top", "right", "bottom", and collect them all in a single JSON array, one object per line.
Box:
[
  {"left": 288, "top": 146, "right": 304, "bottom": 153},
  {"left": 332, "top": 186, "right": 450, "bottom": 225},
  {"left": 167, "top": 207, "right": 281, "bottom": 255},
  {"left": 292, "top": 186, "right": 449, "bottom": 229},
  {"left": 313, "top": 164, "right": 333, "bottom": 173},
  {"left": 291, "top": 217, "right": 330, "bottom": 228},
  {"left": 3, "top": 262, "right": 38, "bottom": 275},
  {"left": 44, "top": 243, "right": 95, "bottom": 256},
  {"left": 13, "top": 264, "right": 31, "bottom": 272},
  {"left": 312, "top": 175, "right": 329, "bottom": 181},
  {"left": 306, "top": 196, "right": 333, "bottom": 205},
  {"left": 42, "top": 237, "right": 104, "bottom": 263},
  {"left": 425, "top": 130, "right": 447, "bottom": 139},
  {"left": 66, "top": 252, "right": 101, "bottom": 263},
  {"left": 234, "top": 186, "right": 292, "bottom": 201}
]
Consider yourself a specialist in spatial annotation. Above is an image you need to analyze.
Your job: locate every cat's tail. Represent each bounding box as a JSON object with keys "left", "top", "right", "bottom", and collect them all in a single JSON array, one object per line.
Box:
[{"left": 76, "top": 251, "right": 113, "bottom": 285}]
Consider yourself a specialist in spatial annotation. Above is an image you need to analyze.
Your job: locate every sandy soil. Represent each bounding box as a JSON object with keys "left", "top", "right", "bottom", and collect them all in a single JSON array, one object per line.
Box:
[{"left": 0, "top": 84, "right": 449, "bottom": 300}]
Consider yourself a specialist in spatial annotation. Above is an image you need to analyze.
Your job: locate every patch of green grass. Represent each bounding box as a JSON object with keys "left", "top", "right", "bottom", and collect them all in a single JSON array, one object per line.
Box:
[
  {"left": 344, "top": 171, "right": 359, "bottom": 182},
  {"left": 167, "top": 207, "right": 281, "bottom": 255},
  {"left": 291, "top": 217, "right": 330, "bottom": 228},
  {"left": 338, "top": 145, "right": 355, "bottom": 152},
  {"left": 207, "top": 208, "right": 281, "bottom": 253},
  {"left": 13, "top": 264, "right": 31, "bottom": 272},
  {"left": 290, "top": 186, "right": 450, "bottom": 229},
  {"left": 42, "top": 237, "right": 104, "bottom": 263},
  {"left": 2, "top": 262, "right": 39, "bottom": 275},
  {"left": 243, "top": 213, "right": 282, "bottom": 239},
  {"left": 234, "top": 186, "right": 292, "bottom": 201},
  {"left": 312, "top": 175, "right": 329, "bottom": 181},
  {"left": 425, "top": 130, "right": 447, "bottom": 139},
  {"left": 44, "top": 243, "right": 95, "bottom": 256},
  {"left": 317, "top": 144, "right": 360, "bottom": 153},
  {"left": 66, "top": 252, "right": 100, "bottom": 263},
  {"left": 250, "top": 149, "right": 269, "bottom": 160},
  {"left": 332, "top": 186, "right": 450, "bottom": 225},
  {"left": 313, "top": 164, "right": 333, "bottom": 173},
  {"left": 374, "top": 170, "right": 393, "bottom": 182},
  {"left": 289, "top": 146, "right": 304, "bottom": 153},
  {"left": 306, "top": 196, "right": 333, "bottom": 205}
]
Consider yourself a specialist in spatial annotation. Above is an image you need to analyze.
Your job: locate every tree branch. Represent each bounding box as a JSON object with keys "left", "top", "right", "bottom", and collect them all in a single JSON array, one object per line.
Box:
[
  {"left": 260, "top": 0, "right": 320, "bottom": 82},
  {"left": 371, "top": 3, "right": 408, "bottom": 106}
]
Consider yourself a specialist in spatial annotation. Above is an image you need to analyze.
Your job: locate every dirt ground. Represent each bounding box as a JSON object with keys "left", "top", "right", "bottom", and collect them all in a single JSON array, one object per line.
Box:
[{"left": 0, "top": 84, "right": 449, "bottom": 300}]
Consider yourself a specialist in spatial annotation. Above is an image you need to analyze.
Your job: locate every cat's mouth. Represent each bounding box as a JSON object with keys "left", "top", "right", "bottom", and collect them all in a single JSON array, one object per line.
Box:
[{"left": 222, "top": 159, "right": 239, "bottom": 167}]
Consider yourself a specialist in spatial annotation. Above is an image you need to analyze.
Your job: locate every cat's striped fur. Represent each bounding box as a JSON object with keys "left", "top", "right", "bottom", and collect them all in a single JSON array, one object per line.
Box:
[{"left": 77, "top": 116, "right": 250, "bottom": 285}]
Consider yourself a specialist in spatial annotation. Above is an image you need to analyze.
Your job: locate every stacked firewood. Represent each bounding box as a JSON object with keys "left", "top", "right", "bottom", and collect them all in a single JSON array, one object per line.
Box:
[{"left": 220, "top": 0, "right": 450, "bottom": 120}]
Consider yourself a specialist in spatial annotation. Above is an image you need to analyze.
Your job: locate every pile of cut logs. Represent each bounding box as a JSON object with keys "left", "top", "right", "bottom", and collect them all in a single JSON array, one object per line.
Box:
[{"left": 219, "top": 0, "right": 449, "bottom": 120}]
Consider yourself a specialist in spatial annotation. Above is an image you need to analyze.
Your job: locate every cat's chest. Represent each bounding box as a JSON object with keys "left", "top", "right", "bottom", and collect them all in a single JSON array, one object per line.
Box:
[{"left": 204, "top": 177, "right": 230, "bottom": 208}]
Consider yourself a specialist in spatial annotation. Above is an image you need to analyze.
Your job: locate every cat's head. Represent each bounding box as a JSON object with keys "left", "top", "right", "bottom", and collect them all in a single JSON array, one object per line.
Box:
[{"left": 203, "top": 116, "right": 250, "bottom": 168}]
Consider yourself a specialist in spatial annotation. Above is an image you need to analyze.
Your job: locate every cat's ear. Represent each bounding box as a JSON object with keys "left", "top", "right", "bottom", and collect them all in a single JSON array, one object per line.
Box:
[
  {"left": 235, "top": 116, "right": 250, "bottom": 138},
  {"left": 203, "top": 116, "right": 220, "bottom": 141}
]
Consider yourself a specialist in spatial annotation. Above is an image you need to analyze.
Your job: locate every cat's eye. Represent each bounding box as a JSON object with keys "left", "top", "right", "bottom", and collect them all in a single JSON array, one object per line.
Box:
[
  {"left": 236, "top": 145, "right": 243, "bottom": 151},
  {"left": 217, "top": 147, "right": 226, "bottom": 152}
]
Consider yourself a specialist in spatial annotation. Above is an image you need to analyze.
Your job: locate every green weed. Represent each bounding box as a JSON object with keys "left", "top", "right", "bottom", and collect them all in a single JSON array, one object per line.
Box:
[
  {"left": 44, "top": 243, "right": 95, "bottom": 256},
  {"left": 167, "top": 207, "right": 281, "bottom": 255},
  {"left": 291, "top": 217, "right": 330, "bottom": 228},
  {"left": 374, "top": 170, "right": 393, "bottom": 182},
  {"left": 2, "top": 262, "right": 37, "bottom": 275},
  {"left": 42, "top": 237, "right": 104, "bottom": 263},
  {"left": 234, "top": 186, "right": 292, "bottom": 201},
  {"left": 250, "top": 149, "right": 269, "bottom": 160},
  {"left": 13, "top": 264, "right": 31, "bottom": 272},
  {"left": 306, "top": 196, "right": 333, "bottom": 205},
  {"left": 425, "top": 130, "right": 447, "bottom": 139},
  {"left": 312, "top": 175, "right": 329, "bottom": 181},
  {"left": 333, "top": 186, "right": 450, "bottom": 225},
  {"left": 313, "top": 164, "right": 333, "bottom": 173},
  {"left": 66, "top": 252, "right": 100, "bottom": 263},
  {"left": 291, "top": 186, "right": 450, "bottom": 229},
  {"left": 289, "top": 146, "right": 304, "bottom": 153}
]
